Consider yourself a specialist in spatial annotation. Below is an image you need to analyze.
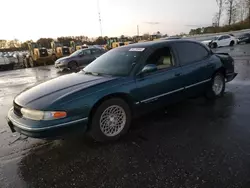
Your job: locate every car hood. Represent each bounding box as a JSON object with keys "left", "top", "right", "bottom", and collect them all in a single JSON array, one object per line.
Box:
[
  {"left": 56, "top": 56, "right": 73, "bottom": 62},
  {"left": 15, "top": 73, "right": 117, "bottom": 107}
]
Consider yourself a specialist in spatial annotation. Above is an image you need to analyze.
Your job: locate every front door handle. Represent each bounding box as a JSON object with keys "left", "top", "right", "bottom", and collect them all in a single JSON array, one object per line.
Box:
[{"left": 175, "top": 73, "right": 181, "bottom": 77}]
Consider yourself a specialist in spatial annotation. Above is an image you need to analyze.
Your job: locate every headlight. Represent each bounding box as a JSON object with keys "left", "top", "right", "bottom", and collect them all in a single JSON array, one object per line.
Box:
[{"left": 20, "top": 108, "right": 67, "bottom": 121}]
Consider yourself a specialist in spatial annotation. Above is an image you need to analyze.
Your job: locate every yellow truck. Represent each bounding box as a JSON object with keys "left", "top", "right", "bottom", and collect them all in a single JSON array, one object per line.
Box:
[
  {"left": 51, "top": 41, "right": 74, "bottom": 59},
  {"left": 150, "top": 35, "right": 161, "bottom": 41},
  {"left": 106, "top": 38, "right": 132, "bottom": 49},
  {"left": 23, "top": 43, "right": 51, "bottom": 67}
]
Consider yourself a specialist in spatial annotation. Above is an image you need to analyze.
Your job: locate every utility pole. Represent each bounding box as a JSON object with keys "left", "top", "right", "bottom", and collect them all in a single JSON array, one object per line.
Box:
[
  {"left": 97, "top": 0, "right": 103, "bottom": 37},
  {"left": 137, "top": 25, "right": 139, "bottom": 36}
]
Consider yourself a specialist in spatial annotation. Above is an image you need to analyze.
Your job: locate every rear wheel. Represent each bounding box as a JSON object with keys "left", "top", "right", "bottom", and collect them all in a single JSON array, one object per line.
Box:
[
  {"left": 52, "top": 54, "right": 57, "bottom": 62},
  {"left": 29, "top": 57, "right": 35, "bottom": 67},
  {"left": 23, "top": 58, "right": 29, "bottom": 68},
  {"left": 230, "top": 41, "right": 235, "bottom": 46},
  {"left": 205, "top": 72, "right": 225, "bottom": 99},
  {"left": 89, "top": 98, "right": 131, "bottom": 142},
  {"left": 68, "top": 61, "right": 78, "bottom": 71}
]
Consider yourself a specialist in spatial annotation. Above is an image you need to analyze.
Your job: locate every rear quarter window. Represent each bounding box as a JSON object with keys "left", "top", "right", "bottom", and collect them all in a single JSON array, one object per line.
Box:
[{"left": 174, "top": 42, "right": 209, "bottom": 65}]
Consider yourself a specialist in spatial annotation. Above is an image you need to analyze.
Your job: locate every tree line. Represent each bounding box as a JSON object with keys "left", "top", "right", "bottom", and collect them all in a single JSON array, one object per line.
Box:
[
  {"left": 0, "top": 32, "right": 166, "bottom": 52},
  {"left": 189, "top": 0, "right": 250, "bottom": 35}
]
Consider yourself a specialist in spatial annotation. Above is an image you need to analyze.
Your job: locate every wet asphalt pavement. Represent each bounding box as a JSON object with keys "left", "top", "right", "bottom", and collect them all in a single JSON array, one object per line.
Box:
[{"left": 0, "top": 44, "right": 250, "bottom": 188}]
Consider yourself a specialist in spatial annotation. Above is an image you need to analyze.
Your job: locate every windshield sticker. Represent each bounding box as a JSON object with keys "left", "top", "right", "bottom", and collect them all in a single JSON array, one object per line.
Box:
[{"left": 129, "top": 48, "right": 145, "bottom": 52}]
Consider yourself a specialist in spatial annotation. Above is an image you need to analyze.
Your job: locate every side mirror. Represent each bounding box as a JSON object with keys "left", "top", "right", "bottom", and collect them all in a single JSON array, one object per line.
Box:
[{"left": 140, "top": 64, "right": 157, "bottom": 75}]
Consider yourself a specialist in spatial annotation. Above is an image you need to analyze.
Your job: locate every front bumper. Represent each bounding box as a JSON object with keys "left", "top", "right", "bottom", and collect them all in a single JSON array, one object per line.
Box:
[
  {"left": 7, "top": 108, "right": 88, "bottom": 139},
  {"left": 55, "top": 62, "right": 68, "bottom": 69},
  {"left": 226, "top": 72, "right": 238, "bottom": 82}
]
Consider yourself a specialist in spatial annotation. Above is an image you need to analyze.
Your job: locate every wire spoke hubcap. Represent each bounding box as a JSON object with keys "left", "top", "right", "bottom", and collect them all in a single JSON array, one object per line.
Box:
[
  {"left": 100, "top": 105, "right": 126, "bottom": 137},
  {"left": 212, "top": 75, "right": 223, "bottom": 95}
]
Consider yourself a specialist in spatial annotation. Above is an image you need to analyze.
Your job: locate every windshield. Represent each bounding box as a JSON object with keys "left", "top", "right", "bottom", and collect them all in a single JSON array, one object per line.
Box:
[
  {"left": 70, "top": 49, "right": 82, "bottom": 56},
  {"left": 240, "top": 33, "right": 250, "bottom": 38},
  {"left": 83, "top": 48, "right": 144, "bottom": 77}
]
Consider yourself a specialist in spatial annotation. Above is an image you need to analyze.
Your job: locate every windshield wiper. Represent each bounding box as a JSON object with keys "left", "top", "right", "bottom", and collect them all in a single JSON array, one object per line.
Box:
[
  {"left": 84, "top": 71, "right": 96, "bottom": 75},
  {"left": 84, "top": 71, "right": 101, "bottom": 76}
]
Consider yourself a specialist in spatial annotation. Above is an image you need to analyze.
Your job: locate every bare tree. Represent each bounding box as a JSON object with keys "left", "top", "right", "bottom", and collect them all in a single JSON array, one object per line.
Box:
[
  {"left": 226, "top": 0, "right": 238, "bottom": 25},
  {"left": 237, "top": 0, "right": 247, "bottom": 21},
  {"left": 212, "top": 13, "right": 220, "bottom": 26},
  {"left": 247, "top": 0, "right": 250, "bottom": 24},
  {"left": 216, "top": 0, "right": 226, "bottom": 26}
]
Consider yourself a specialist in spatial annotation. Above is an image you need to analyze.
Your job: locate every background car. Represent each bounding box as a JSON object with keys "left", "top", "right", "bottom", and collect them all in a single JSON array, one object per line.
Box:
[
  {"left": 0, "top": 56, "right": 15, "bottom": 71},
  {"left": 209, "top": 34, "right": 237, "bottom": 48},
  {"left": 237, "top": 33, "right": 250, "bottom": 44},
  {"left": 55, "top": 47, "right": 106, "bottom": 71},
  {"left": 4, "top": 52, "right": 18, "bottom": 64}
]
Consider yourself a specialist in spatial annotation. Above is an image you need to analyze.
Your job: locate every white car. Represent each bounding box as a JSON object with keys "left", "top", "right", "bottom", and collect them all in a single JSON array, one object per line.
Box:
[
  {"left": 208, "top": 34, "right": 237, "bottom": 48},
  {"left": 0, "top": 56, "right": 14, "bottom": 71}
]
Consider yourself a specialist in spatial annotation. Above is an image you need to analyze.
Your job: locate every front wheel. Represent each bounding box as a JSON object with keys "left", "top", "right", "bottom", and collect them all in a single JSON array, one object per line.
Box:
[
  {"left": 29, "top": 57, "right": 35, "bottom": 67},
  {"left": 23, "top": 58, "right": 29, "bottom": 68},
  {"left": 230, "top": 41, "right": 235, "bottom": 46},
  {"left": 212, "top": 42, "right": 218, "bottom": 48},
  {"left": 89, "top": 98, "right": 131, "bottom": 142},
  {"left": 68, "top": 61, "right": 78, "bottom": 71},
  {"left": 205, "top": 72, "right": 225, "bottom": 99}
]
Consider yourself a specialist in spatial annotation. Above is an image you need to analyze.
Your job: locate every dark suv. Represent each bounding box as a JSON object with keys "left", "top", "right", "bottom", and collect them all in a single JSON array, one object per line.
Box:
[{"left": 237, "top": 33, "right": 250, "bottom": 44}]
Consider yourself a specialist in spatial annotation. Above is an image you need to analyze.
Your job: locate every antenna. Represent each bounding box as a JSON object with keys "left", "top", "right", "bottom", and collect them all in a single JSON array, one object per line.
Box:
[{"left": 97, "top": 0, "right": 103, "bottom": 37}]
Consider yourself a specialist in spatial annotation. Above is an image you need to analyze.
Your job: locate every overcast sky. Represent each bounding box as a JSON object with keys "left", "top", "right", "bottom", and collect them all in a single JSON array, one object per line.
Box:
[{"left": 0, "top": 0, "right": 218, "bottom": 41}]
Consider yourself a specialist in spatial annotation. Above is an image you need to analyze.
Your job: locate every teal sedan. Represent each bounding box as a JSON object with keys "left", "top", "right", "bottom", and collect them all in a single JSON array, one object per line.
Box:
[{"left": 7, "top": 40, "right": 237, "bottom": 142}]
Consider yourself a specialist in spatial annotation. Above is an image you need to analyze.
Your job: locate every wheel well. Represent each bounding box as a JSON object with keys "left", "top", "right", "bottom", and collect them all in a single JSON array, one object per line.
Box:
[
  {"left": 212, "top": 42, "right": 217, "bottom": 47},
  {"left": 215, "top": 67, "right": 226, "bottom": 77},
  {"left": 88, "top": 93, "right": 134, "bottom": 125}
]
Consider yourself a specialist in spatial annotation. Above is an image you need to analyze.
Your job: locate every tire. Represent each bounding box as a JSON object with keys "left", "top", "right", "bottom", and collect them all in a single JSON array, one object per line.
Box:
[
  {"left": 68, "top": 61, "right": 78, "bottom": 71},
  {"left": 212, "top": 43, "right": 217, "bottom": 48},
  {"left": 229, "top": 41, "right": 235, "bottom": 46},
  {"left": 23, "top": 58, "right": 29, "bottom": 68},
  {"left": 52, "top": 54, "right": 57, "bottom": 62},
  {"left": 89, "top": 98, "right": 132, "bottom": 142},
  {"left": 10, "top": 63, "right": 14, "bottom": 70},
  {"left": 205, "top": 72, "right": 225, "bottom": 99},
  {"left": 29, "top": 57, "right": 35, "bottom": 67}
]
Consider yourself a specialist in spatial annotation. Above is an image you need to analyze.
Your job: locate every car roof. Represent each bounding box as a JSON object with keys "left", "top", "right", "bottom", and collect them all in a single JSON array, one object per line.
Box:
[{"left": 118, "top": 39, "right": 201, "bottom": 49}]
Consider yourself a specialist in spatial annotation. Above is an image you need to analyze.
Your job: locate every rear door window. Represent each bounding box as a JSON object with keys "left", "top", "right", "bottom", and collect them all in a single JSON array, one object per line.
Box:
[
  {"left": 224, "top": 35, "right": 230, "bottom": 39},
  {"left": 91, "top": 49, "right": 101, "bottom": 54},
  {"left": 83, "top": 49, "right": 91, "bottom": 56},
  {"left": 174, "top": 42, "right": 209, "bottom": 66}
]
